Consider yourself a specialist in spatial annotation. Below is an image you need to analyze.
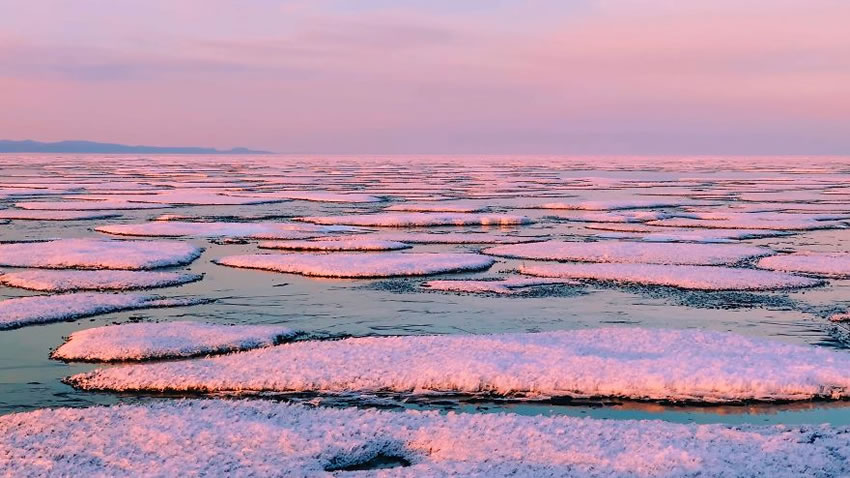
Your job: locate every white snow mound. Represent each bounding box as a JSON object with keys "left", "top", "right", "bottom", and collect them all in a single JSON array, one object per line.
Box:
[
  {"left": 216, "top": 253, "right": 494, "bottom": 278},
  {"left": 0, "top": 238, "right": 202, "bottom": 270},
  {"left": 520, "top": 262, "right": 821, "bottom": 290},
  {"left": 484, "top": 240, "right": 771, "bottom": 265},
  {"left": 67, "top": 328, "right": 850, "bottom": 402},
  {"left": 3, "top": 399, "right": 849, "bottom": 477},
  {"left": 52, "top": 321, "right": 300, "bottom": 361}
]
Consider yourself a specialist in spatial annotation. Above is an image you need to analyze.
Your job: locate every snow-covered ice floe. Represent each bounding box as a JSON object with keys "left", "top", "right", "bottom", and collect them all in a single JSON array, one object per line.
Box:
[
  {"left": 345, "top": 232, "right": 543, "bottom": 244},
  {"left": 297, "top": 212, "right": 532, "bottom": 227},
  {"left": 593, "top": 229, "right": 793, "bottom": 243},
  {"left": 3, "top": 400, "right": 850, "bottom": 477},
  {"left": 537, "top": 199, "right": 701, "bottom": 210},
  {"left": 519, "top": 263, "right": 821, "bottom": 290},
  {"left": 234, "top": 190, "right": 383, "bottom": 203},
  {"left": 0, "top": 210, "right": 122, "bottom": 221},
  {"left": 258, "top": 238, "right": 411, "bottom": 251},
  {"left": 0, "top": 293, "right": 203, "bottom": 330},
  {"left": 67, "top": 328, "right": 850, "bottom": 402},
  {"left": 216, "top": 253, "right": 494, "bottom": 278},
  {"left": 424, "top": 277, "right": 576, "bottom": 294},
  {"left": 384, "top": 202, "right": 488, "bottom": 213},
  {"left": 0, "top": 270, "right": 202, "bottom": 292},
  {"left": 52, "top": 321, "right": 301, "bottom": 361},
  {"left": 95, "top": 221, "right": 354, "bottom": 239},
  {"left": 483, "top": 240, "right": 771, "bottom": 265},
  {"left": 14, "top": 200, "right": 168, "bottom": 210},
  {"left": 647, "top": 212, "right": 845, "bottom": 231},
  {"left": 757, "top": 252, "right": 850, "bottom": 278},
  {"left": 0, "top": 238, "right": 202, "bottom": 270}
]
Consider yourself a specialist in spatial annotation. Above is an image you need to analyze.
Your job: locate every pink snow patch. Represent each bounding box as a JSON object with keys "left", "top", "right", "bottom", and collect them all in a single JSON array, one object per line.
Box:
[
  {"left": 4, "top": 400, "right": 850, "bottom": 476},
  {"left": 0, "top": 238, "right": 202, "bottom": 270},
  {"left": 647, "top": 212, "right": 844, "bottom": 230},
  {"left": 424, "top": 277, "right": 576, "bottom": 294},
  {"left": 52, "top": 321, "right": 300, "bottom": 361},
  {"left": 829, "top": 313, "right": 850, "bottom": 323},
  {"left": 0, "top": 293, "right": 202, "bottom": 330},
  {"left": 0, "top": 210, "right": 122, "bottom": 221},
  {"left": 0, "top": 270, "right": 202, "bottom": 292},
  {"left": 258, "top": 238, "right": 411, "bottom": 251},
  {"left": 216, "top": 252, "right": 494, "bottom": 278},
  {"left": 68, "top": 328, "right": 850, "bottom": 402},
  {"left": 757, "top": 252, "right": 850, "bottom": 278},
  {"left": 520, "top": 262, "right": 821, "bottom": 290},
  {"left": 297, "top": 212, "right": 532, "bottom": 227},
  {"left": 483, "top": 240, "right": 771, "bottom": 265},
  {"left": 95, "top": 221, "right": 352, "bottom": 239}
]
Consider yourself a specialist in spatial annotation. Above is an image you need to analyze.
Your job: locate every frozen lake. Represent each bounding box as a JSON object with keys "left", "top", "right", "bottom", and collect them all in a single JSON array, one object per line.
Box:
[{"left": 2, "top": 154, "right": 850, "bottom": 426}]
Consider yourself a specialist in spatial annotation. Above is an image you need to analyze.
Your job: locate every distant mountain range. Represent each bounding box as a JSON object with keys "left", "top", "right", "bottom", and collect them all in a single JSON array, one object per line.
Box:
[{"left": 0, "top": 140, "right": 272, "bottom": 154}]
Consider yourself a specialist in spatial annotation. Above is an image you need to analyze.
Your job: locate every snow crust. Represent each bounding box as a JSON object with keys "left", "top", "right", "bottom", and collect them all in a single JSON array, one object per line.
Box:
[
  {"left": 298, "top": 212, "right": 532, "bottom": 227},
  {"left": 0, "top": 293, "right": 201, "bottom": 330},
  {"left": 258, "top": 238, "right": 411, "bottom": 251},
  {"left": 483, "top": 240, "right": 771, "bottom": 265},
  {"left": 6, "top": 399, "right": 850, "bottom": 477},
  {"left": 3, "top": 399, "right": 850, "bottom": 477},
  {"left": 67, "top": 328, "right": 850, "bottom": 402},
  {"left": 385, "top": 202, "right": 487, "bottom": 213},
  {"left": 0, "top": 269, "right": 201, "bottom": 292},
  {"left": 0, "top": 239, "right": 203, "bottom": 270},
  {"left": 345, "top": 232, "right": 542, "bottom": 244},
  {"left": 52, "top": 321, "right": 300, "bottom": 361},
  {"left": 14, "top": 200, "right": 167, "bottom": 210},
  {"left": 757, "top": 252, "right": 850, "bottom": 278},
  {"left": 539, "top": 199, "right": 698, "bottom": 210},
  {"left": 216, "top": 253, "right": 495, "bottom": 278},
  {"left": 519, "top": 262, "right": 821, "bottom": 290}
]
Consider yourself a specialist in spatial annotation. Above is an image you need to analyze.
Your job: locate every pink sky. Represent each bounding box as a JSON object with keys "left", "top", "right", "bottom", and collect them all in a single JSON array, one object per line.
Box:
[{"left": 1, "top": 0, "right": 848, "bottom": 154}]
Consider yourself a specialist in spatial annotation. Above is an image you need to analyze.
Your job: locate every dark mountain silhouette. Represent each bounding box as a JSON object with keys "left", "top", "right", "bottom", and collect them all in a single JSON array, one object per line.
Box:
[{"left": 0, "top": 140, "right": 271, "bottom": 154}]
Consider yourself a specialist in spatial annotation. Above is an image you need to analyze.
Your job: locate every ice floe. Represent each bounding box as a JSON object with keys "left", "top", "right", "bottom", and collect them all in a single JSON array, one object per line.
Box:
[
  {"left": 0, "top": 210, "right": 122, "bottom": 221},
  {"left": 95, "top": 221, "right": 353, "bottom": 239},
  {"left": 385, "top": 202, "right": 488, "bottom": 213},
  {"left": 519, "top": 263, "right": 821, "bottom": 290},
  {"left": 233, "top": 191, "right": 383, "bottom": 203},
  {"left": 757, "top": 252, "right": 850, "bottom": 278},
  {"left": 424, "top": 277, "right": 576, "bottom": 294},
  {"left": 52, "top": 321, "right": 300, "bottom": 361},
  {"left": 0, "top": 293, "right": 202, "bottom": 330},
  {"left": 258, "top": 238, "right": 411, "bottom": 251},
  {"left": 647, "top": 212, "right": 845, "bottom": 231},
  {"left": 0, "top": 270, "right": 202, "bottom": 292},
  {"left": 216, "top": 252, "right": 494, "bottom": 278},
  {"left": 67, "top": 328, "right": 850, "bottom": 402},
  {"left": 483, "top": 240, "right": 771, "bottom": 265},
  {"left": 0, "top": 238, "right": 203, "bottom": 270},
  {"left": 345, "top": 232, "right": 543, "bottom": 244},
  {"left": 3, "top": 399, "right": 850, "bottom": 476},
  {"left": 298, "top": 212, "right": 532, "bottom": 227},
  {"left": 538, "top": 199, "right": 700, "bottom": 210}
]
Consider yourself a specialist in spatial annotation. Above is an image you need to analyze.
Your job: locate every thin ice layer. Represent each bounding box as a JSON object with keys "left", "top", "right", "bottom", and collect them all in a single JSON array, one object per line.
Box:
[
  {"left": 483, "top": 240, "right": 771, "bottom": 265},
  {"left": 757, "top": 252, "right": 850, "bottom": 278},
  {"left": 0, "top": 293, "right": 201, "bottom": 330},
  {"left": 216, "top": 252, "right": 494, "bottom": 278},
  {"left": 52, "top": 321, "right": 300, "bottom": 361},
  {"left": 424, "top": 277, "right": 576, "bottom": 294},
  {"left": 0, "top": 238, "right": 202, "bottom": 270},
  {"left": 0, "top": 270, "right": 202, "bottom": 292},
  {"left": 2, "top": 399, "right": 849, "bottom": 477},
  {"left": 68, "top": 328, "right": 850, "bottom": 402},
  {"left": 298, "top": 212, "right": 532, "bottom": 227},
  {"left": 520, "top": 262, "right": 821, "bottom": 290},
  {"left": 0, "top": 210, "right": 122, "bottom": 221},
  {"left": 258, "top": 238, "right": 411, "bottom": 251}
]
